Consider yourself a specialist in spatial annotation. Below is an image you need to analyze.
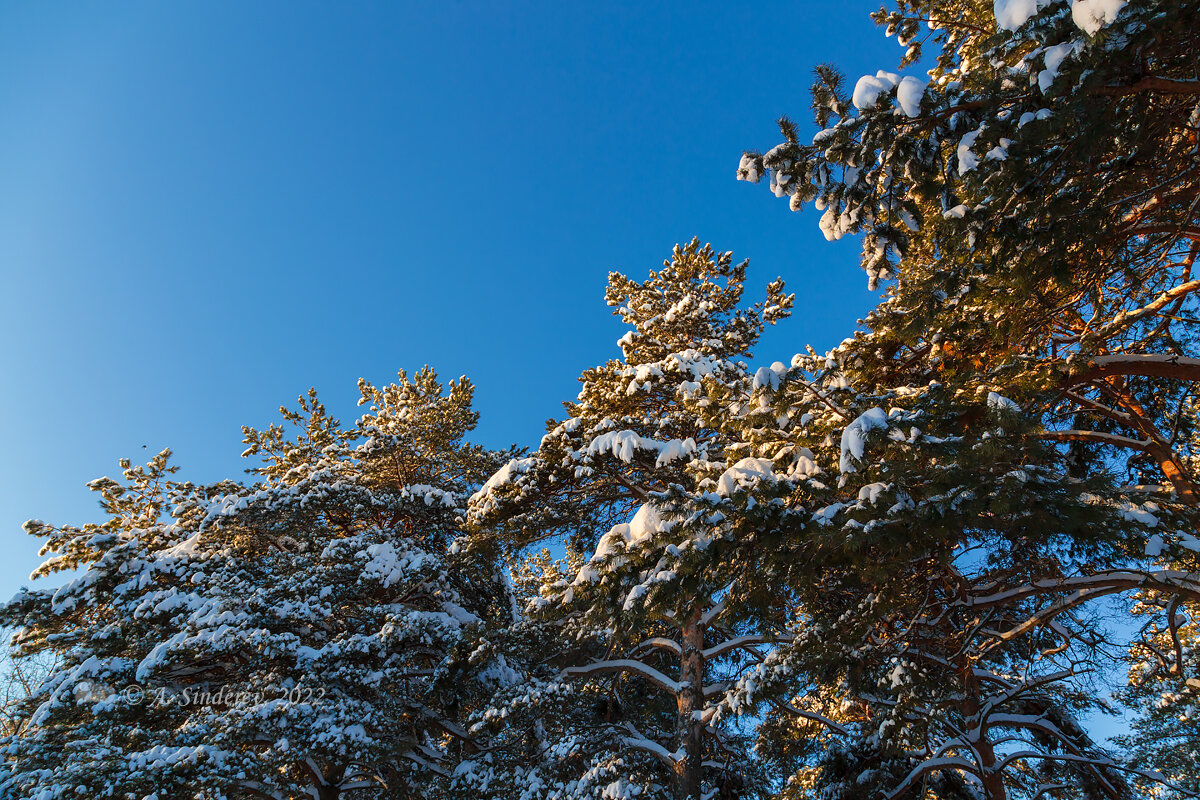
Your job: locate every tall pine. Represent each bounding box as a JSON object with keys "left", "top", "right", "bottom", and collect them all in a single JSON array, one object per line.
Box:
[
  {"left": 1, "top": 369, "right": 514, "bottom": 800},
  {"left": 468, "top": 239, "right": 796, "bottom": 800}
]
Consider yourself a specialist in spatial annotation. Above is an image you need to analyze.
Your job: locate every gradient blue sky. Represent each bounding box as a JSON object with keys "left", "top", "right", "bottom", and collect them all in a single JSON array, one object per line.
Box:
[{"left": 0, "top": 1, "right": 899, "bottom": 598}]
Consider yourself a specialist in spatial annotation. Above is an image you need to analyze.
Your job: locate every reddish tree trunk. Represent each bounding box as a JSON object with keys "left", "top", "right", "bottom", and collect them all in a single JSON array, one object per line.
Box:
[
  {"left": 961, "top": 670, "right": 1007, "bottom": 800},
  {"left": 675, "top": 612, "right": 705, "bottom": 800}
]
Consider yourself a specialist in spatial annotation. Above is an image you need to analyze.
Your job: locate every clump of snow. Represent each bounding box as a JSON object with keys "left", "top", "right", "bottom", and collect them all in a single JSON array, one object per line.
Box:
[
  {"left": 994, "top": 0, "right": 1047, "bottom": 30},
  {"left": 1039, "top": 42, "right": 1079, "bottom": 92},
  {"left": 957, "top": 130, "right": 982, "bottom": 175},
  {"left": 584, "top": 429, "right": 697, "bottom": 467},
  {"left": 819, "top": 202, "right": 860, "bottom": 241},
  {"left": 472, "top": 457, "right": 535, "bottom": 500},
  {"left": 895, "top": 76, "right": 926, "bottom": 117},
  {"left": 716, "top": 458, "right": 778, "bottom": 496},
  {"left": 589, "top": 430, "right": 643, "bottom": 463},
  {"left": 1071, "top": 0, "right": 1127, "bottom": 35},
  {"left": 361, "top": 541, "right": 429, "bottom": 588},
  {"left": 736, "top": 153, "right": 760, "bottom": 182},
  {"left": 813, "top": 502, "right": 846, "bottom": 526},
  {"left": 1018, "top": 108, "right": 1054, "bottom": 127},
  {"left": 752, "top": 361, "right": 788, "bottom": 391},
  {"left": 592, "top": 503, "right": 668, "bottom": 563},
  {"left": 840, "top": 408, "right": 890, "bottom": 473},
  {"left": 858, "top": 482, "right": 889, "bottom": 505},
  {"left": 789, "top": 452, "right": 821, "bottom": 478},
  {"left": 1120, "top": 502, "right": 1158, "bottom": 528},
  {"left": 627, "top": 503, "right": 665, "bottom": 544},
  {"left": 986, "top": 139, "right": 1012, "bottom": 161},
  {"left": 987, "top": 392, "right": 1020, "bottom": 412},
  {"left": 654, "top": 438, "right": 697, "bottom": 468},
  {"left": 852, "top": 71, "right": 900, "bottom": 110}
]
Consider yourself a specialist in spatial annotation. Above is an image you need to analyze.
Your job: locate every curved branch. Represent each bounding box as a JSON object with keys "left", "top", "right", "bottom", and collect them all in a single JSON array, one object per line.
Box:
[
  {"left": 997, "top": 751, "right": 1197, "bottom": 797},
  {"left": 1071, "top": 353, "right": 1200, "bottom": 384},
  {"left": 631, "top": 637, "right": 682, "bottom": 657},
  {"left": 701, "top": 635, "right": 790, "bottom": 661},
  {"left": 1093, "top": 76, "right": 1200, "bottom": 96},
  {"left": 970, "top": 571, "right": 1200, "bottom": 640},
  {"left": 560, "top": 659, "right": 681, "bottom": 695},
  {"left": 769, "top": 698, "right": 850, "bottom": 736},
  {"left": 1041, "top": 430, "right": 1150, "bottom": 450}
]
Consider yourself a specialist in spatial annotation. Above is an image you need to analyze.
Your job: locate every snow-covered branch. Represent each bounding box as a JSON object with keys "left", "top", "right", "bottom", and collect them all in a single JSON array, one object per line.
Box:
[
  {"left": 769, "top": 699, "right": 850, "bottom": 736},
  {"left": 631, "top": 637, "right": 682, "bottom": 657},
  {"left": 997, "top": 751, "right": 1194, "bottom": 797},
  {"left": 1071, "top": 353, "right": 1200, "bottom": 385},
  {"left": 1041, "top": 430, "right": 1150, "bottom": 451},
  {"left": 701, "top": 635, "right": 789, "bottom": 661},
  {"left": 560, "top": 659, "right": 681, "bottom": 695},
  {"left": 885, "top": 756, "right": 981, "bottom": 800},
  {"left": 622, "top": 722, "right": 679, "bottom": 766},
  {"left": 968, "top": 571, "right": 1200, "bottom": 654}
]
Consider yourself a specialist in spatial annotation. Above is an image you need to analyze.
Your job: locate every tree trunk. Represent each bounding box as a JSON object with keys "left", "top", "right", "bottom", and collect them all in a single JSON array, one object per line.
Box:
[
  {"left": 1146, "top": 440, "right": 1200, "bottom": 506},
  {"left": 675, "top": 612, "right": 705, "bottom": 800},
  {"left": 960, "top": 670, "right": 1007, "bottom": 800}
]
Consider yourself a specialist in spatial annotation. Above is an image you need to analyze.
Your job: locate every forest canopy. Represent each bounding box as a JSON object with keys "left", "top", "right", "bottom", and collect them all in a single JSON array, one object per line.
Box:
[{"left": 3, "top": 1, "right": 1200, "bottom": 799}]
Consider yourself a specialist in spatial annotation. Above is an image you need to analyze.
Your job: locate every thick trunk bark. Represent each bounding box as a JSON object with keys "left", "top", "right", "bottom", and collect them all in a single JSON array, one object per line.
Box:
[
  {"left": 675, "top": 613, "right": 705, "bottom": 800},
  {"left": 1146, "top": 440, "right": 1200, "bottom": 506},
  {"left": 960, "top": 671, "right": 1007, "bottom": 800}
]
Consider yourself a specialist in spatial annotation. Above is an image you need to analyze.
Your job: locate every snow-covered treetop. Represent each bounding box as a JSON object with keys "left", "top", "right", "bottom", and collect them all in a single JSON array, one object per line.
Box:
[
  {"left": 2, "top": 367, "right": 514, "bottom": 800},
  {"left": 740, "top": 0, "right": 1199, "bottom": 356},
  {"left": 606, "top": 237, "right": 793, "bottom": 364},
  {"left": 468, "top": 239, "right": 793, "bottom": 553},
  {"left": 740, "top": 0, "right": 1200, "bottom": 511}
]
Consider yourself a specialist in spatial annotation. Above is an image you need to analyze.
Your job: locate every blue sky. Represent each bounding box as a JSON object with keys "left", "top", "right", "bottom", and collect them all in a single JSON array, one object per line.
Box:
[{"left": 0, "top": 1, "right": 899, "bottom": 598}]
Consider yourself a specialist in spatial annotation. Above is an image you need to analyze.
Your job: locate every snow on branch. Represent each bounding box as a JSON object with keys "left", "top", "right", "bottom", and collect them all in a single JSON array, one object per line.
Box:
[
  {"left": 699, "top": 596, "right": 726, "bottom": 627},
  {"left": 1071, "top": 353, "right": 1200, "bottom": 384},
  {"left": 622, "top": 722, "right": 680, "bottom": 766},
  {"left": 979, "top": 669, "right": 1078, "bottom": 718},
  {"left": 885, "top": 756, "right": 982, "bottom": 800},
  {"left": 631, "top": 637, "right": 683, "bottom": 657},
  {"left": 1041, "top": 430, "right": 1150, "bottom": 450},
  {"left": 701, "top": 635, "right": 790, "bottom": 661},
  {"left": 970, "top": 570, "right": 1200, "bottom": 635},
  {"left": 560, "top": 659, "right": 682, "bottom": 695},
  {"left": 996, "top": 751, "right": 1195, "bottom": 797}
]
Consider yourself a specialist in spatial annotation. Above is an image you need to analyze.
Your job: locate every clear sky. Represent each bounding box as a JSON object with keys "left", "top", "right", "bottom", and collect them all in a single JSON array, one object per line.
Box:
[{"left": 0, "top": 1, "right": 899, "bottom": 598}]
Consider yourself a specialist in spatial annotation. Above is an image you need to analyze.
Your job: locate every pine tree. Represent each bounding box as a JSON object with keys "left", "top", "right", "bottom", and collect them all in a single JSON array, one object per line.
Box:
[
  {"left": 739, "top": 0, "right": 1200, "bottom": 508},
  {"left": 1115, "top": 526, "right": 1200, "bottom": 798},
  {"left": 1, "top": 450, "right": 260, "bottom": 798},
  {"left": 737, "top": 3, "right": 1200, "bottom": 794},
  {"left": 1, "top": 369, "right": 514, "bottom": 800},
  {"left": 449, "top": 545, "right": 671, "bottom": 800},
  {"left": 707, "top": 340, "right": 1192, "bottom": 799},
  {"left": 468, "top": 239, "right": 796, "bottom": 800}
]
